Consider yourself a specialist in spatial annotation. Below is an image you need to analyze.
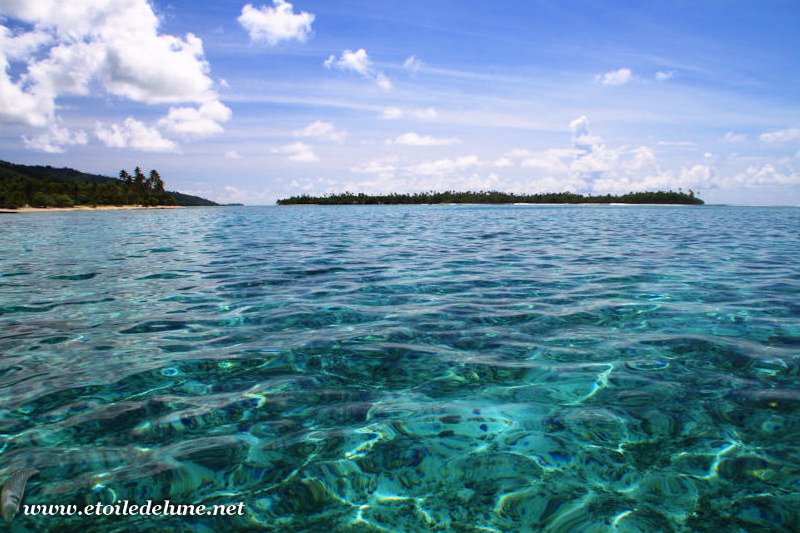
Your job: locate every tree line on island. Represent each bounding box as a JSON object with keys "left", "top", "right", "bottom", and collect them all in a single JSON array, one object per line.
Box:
[
  {"left": 115, "top": 167, "right": 174, "bottom": 206},
  {"left": 277, "top": 189, "right": 704, "bottom": 205},
  {"left": 0, "top": 166, "right": 173, "bottom": 208},
  {"left": 0, "top": 160, "right": 218, "bottom": 208}
]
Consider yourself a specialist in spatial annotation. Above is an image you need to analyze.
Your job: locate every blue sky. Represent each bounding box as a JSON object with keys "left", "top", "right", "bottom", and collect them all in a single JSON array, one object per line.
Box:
[{"left": 1, "top": 1, "right": 799, "bottom": 204}]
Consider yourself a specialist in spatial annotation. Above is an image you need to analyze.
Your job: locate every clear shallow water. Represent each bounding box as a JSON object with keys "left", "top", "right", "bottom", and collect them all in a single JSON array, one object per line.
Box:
[{"left": 1, "top": 205, "right": 799, "bottom": 532}]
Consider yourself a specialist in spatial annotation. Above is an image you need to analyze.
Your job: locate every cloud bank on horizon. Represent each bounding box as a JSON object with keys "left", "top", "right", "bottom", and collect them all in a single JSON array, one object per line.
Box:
[{"left": 1, "top": 0, "right": 799, "bottom": 204}]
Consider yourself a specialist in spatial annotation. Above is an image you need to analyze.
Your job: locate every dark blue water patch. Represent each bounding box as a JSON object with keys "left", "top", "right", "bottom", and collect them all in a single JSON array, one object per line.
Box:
[
  {"left": 60, "top": 297, "right": 116, "bottom": 306},
  {"left": 766, "top": 334, "right": 800, "bottom": 347},
  {"left": 160, "top": 344, "right": 197, "bottom": 353},
  {"left": 137, "top": 272, "right": 189, "bottom": 279},
  {"left": 49, "top": 272, "right": 99, "bottom": 280},
  {"left": 119, "top": 320, "right": 191, "bottom": 334},
  {"left": 296, "top": 266, "right": 349, "bottom": 276},
  {"left": 0, "top": 304, "right": 57, "bottom": 315},
  {"left": 38, "top": 336, "right": 70, "bottom": 345},
  {"left": 217, "top": 278, "right": 286, "bottom": 290}
]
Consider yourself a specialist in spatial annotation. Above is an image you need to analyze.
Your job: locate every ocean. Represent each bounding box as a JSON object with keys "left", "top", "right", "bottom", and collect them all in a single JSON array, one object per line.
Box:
[{"left": 1, "top": 205, "right": 799, "bottom": 531}]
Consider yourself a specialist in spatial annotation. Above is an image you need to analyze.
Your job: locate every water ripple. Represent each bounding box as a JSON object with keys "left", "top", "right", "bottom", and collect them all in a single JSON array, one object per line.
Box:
[{"left": 1, "top": 205, "right": 799, "bottom": 531}]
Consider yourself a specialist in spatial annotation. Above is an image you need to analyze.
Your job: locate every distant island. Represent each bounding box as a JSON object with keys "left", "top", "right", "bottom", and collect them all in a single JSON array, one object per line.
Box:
[
  {"left": 0, "top": 160, "right": 218, "bottom": 209},
  {"left": 277, "top": 190, "right": 704, "bottom": 205}
]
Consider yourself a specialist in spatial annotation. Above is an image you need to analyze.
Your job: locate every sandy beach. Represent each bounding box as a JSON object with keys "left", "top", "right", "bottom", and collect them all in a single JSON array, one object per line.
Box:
[{"left": 0, "top": 205, "right": 184, "bottom": 214}]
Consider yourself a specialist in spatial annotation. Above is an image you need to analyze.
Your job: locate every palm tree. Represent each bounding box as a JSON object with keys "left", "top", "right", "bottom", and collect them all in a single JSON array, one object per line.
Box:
[
  {"left": 133, "top": 166, "right": 146, "bottom": 204},
  {"left": 119, "top": 169, "right": 132, "bottom": 187},
  {"left": 149, "top": 169, "right": 165, "bottom": 193}
]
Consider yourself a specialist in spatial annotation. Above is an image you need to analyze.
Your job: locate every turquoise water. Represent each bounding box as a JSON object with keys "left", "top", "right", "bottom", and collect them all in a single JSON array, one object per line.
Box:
[{"left": 1, "top": 205, "right": 799, "bottom": 532}]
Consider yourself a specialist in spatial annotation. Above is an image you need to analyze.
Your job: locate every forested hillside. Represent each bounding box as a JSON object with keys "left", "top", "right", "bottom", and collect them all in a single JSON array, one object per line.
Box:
[{"left": 0, "top": 161, "right": 218, "bottom": 208}]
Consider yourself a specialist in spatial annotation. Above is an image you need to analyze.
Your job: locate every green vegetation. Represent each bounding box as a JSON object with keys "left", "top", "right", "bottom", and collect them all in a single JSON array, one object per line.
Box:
[
  {"left": 277, "top": 190, "right": 704, "bottom": 205},
  {"left": 0, "top": 160, "right": 218, "bottom": 208}
]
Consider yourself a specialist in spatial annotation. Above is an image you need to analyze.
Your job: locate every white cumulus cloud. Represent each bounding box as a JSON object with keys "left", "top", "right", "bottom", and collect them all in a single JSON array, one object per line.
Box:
[
  {"left": 238, "top": 1, "right": 314, "bottom": 45},
  {"left": 595, "top": 68, "right": 633, "bottom": 86},
  {"left": 403, "top": 55, "right": 423, "bottom": 74},
  {"left": 324, "top": 48, "right": 371, "bottom": 75},
  {"left": 504, "top": 116, "right": 727, "bottom": 195},
  {"left": 759, "top": 127, "right": 800, "bottom": 143},
  {"left": 722, "top": 131, "right": 747, "bottom": 143},
  {"left": 730, "top": 164, "right": 800, "bottom": 187},
  {"left": 655, "top": 70, "right": 675, "bottom": 81},
  {"left": 570, "top": 115, "right": 590, "bottom": 137},
  {"left": 0, "top": 0, "right": 228, "bottom": 152},
  {"left": 95, "top": 117, "right": 178, "bottom": 152},
  {"left": 347, "top": 114, "right": 800, "bottom": 197},
  {"left": 376, "top": 72, "right": 392, "bottom": 90},
  {"left": 570, "top": 115, "right": 601, "bottom": 151},
  {"left": 272, "top": 141, "right": 318, "bottom": 162},
  {"left": 380, "top": 107, "right": 403, "bottom": 120},
  {"left": 293, "top": 120, "right": 346, "bottom": 143},
  {"left": 159, "top": 101, "right": 232, "bottom": 137},
  {"left": 0, "top": 26, "right": 52, "bottom": 61},
  {"left": 324, "top": 48, "right": 391, "bottom": 90},
  {"left": 23, "top": 121, "right": 88, "bottom": 153}
]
